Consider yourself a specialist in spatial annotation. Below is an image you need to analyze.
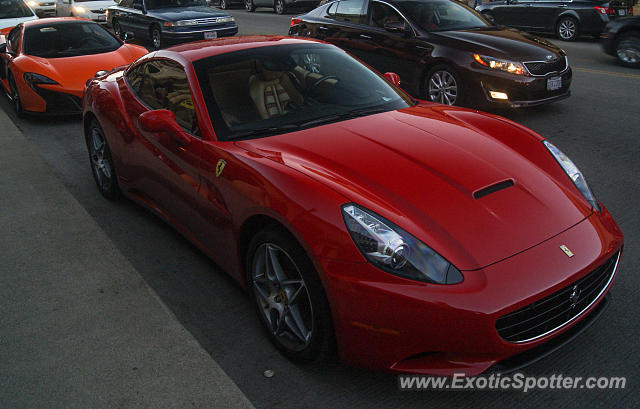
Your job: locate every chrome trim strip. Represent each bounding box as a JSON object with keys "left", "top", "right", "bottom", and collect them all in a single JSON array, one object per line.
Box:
[
  {"left": 523, "top": 56, "right": 569, "bottom": 77},
  {"left": 508, "top": 250, "right": 620, "bottom": 344}
]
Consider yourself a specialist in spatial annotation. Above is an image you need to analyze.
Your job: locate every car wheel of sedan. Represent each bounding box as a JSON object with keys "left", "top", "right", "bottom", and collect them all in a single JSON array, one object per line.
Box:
[
  {"left": 274, "top": 0, "right": 285, "bottom": 14},
  {"left": 245, "top": 0, "right": 255, "bottom": 11},
  {"left": 615, "top": 32, "right": 640, "bottom": 68},
  {"left": 425, "top": 65, "right": 461, "bottom": 106},
  {"left": 247, "top": 227, "right": 334, "bottom": 361},
  {"left": 113, "top": 20, "right": 122, "bottom": 39},
  {"left": 151, "top": 26, "right": 163, "bottom": 50},
  {"left": 8, "top": 73, "right": 24, "bottom": 118},
  {"left": 556, "top": 17, "right": 579, "bottom": 41},
  {"left": 86, "top": 119, "right": 120, "bottom": 200},
  {"left": 219, "top": 0, "right": 227, "bottom": 8}
]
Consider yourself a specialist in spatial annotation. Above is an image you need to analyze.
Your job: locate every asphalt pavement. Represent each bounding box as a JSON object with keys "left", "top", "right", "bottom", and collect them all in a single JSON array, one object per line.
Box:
[{"left": 1, "top": 11, "right": 639, "bottom": 409}]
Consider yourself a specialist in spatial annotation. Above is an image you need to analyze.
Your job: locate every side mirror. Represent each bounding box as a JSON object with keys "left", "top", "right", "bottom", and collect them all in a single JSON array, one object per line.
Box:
[
  {"left": 508, "top": 0, "right": 518, "bottom": 4},
  {"left": 133, "top": 3, "right": 145, "bottom": 11},
  {"left": 384, "top": 72, "right": 401, "bottom": 87},
  {"left": 0, "top": 43, "right": 6, "bottom": 54},
  {"left": 383, "top": 21, "right": 407, "bottom": 34},
  {"left": 123, "top": 31, "right": 135, "bottom": 42},
  {"left": 139, "top": 110, "right": 191, "bottom": 144}
]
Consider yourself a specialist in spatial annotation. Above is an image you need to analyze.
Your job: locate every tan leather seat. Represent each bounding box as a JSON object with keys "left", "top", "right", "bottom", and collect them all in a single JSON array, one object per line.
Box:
[{"left": 249, "top": 63, "right": 303, "bottom": 120}]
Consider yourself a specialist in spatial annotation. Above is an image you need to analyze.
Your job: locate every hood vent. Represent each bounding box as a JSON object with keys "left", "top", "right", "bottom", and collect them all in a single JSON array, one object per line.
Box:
[{"left": 473, "top": 179, "right": 514, "bottom": 199}]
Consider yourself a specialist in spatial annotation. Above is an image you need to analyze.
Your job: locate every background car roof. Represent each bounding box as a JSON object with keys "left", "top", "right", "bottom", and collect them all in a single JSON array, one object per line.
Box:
[
  {"left": 22, "top": 17, "right": 92, "bottom": 27},
  {"left": 159, "top": 36, "right": 329, "bottom": 62}
]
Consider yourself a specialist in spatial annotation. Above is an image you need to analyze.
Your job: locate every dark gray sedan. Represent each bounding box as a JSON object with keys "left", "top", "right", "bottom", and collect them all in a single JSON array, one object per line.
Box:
[{"left": 107, "top": 0, "right": 238, "bottom": 49}]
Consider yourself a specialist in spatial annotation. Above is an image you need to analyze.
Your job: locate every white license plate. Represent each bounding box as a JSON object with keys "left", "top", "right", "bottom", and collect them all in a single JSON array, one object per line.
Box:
[
  {"left": 204, "top": 31, "right": 217, "bottom": 39},
  {"left": 547, "top": 76, "right": 562, "bottom": 91},
  {"left": 97, "top": 14, "right": 106, "bottom": 21},
  {"left": 618, "top": 9, "right": 626, "bottom": 15}
]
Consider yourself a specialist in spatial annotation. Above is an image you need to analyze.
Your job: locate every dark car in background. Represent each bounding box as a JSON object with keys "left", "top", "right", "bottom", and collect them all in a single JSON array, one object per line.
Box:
[
  {"left": 602, "top": 15, "right": 640, "bottom": 67},
  {"left": 476, "top": 0, "right": 634, "bottom": 41},
  {"left": 244, "top": 0, "right": 318, "bottom": 15},
  {"left": 290, "top": 0, "right": 572, "bottom": 107},
  {"left": 107, "top": 0, "right": 237, "bottom": 49}
]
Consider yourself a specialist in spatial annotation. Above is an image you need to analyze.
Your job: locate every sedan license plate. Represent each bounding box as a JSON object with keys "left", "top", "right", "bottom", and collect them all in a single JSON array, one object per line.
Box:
[
  {"left": 618, "top": 9, "right": 626, "bottom": 15},
  {"left": 204, "top": 31, "right": 217, "bottom": 39},
  {"left": 547, "top": 76, "right": 562, "bottom": 91},
  {"left": 97, "top": 14, "right": 106, "bottom": 21}
]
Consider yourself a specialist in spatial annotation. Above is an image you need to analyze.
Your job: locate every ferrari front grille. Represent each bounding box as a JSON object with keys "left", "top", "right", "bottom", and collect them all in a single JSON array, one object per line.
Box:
[{"left": 495, "top": 251, "right": 619, "bottom": 343}]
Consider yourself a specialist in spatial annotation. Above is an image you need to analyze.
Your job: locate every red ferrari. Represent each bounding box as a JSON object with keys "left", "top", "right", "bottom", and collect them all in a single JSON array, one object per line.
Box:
[
  {"left": 82, "top": 36, "right": 623, "bottom": 376},
  {"left": 0, "top": 18, "right": 147, "bottom": 116}
]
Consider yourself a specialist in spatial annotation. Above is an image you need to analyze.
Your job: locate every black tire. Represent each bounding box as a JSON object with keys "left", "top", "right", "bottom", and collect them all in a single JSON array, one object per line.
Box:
[
  {"left": 424, "top": 64, "right": 463, "bottom": 106},
  {"left": 245, "top": 0, "right": 255, "bottom": 11},
  {"left": 615, "top": 32, "right": 640, "bottom": 68},
  {"left": 86, "top": 119, "right": 120, "bottom": 200},
  {"left": 219, "top": 0, "right": 227, "bottom": 8},
  {"left": 274, "top": 0, "right": 285, "bottom": 14},
  {"left": 150, "top": 25, "right": 163, "bottom": 50},
  {"left": 556, "top": 16, "right": 579, "bottom": 41},
  {"left": 246, "top": 227, "right": 334, "bottom": 362},
  {"left": 113, "top": 19, "right": 122, "bottom": 39},
  {"left": 8, "top": 72, "right": 24, "bottom": 118}
]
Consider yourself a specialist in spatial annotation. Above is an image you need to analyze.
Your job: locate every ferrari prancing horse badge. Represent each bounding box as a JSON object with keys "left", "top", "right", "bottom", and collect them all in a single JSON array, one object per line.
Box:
[{"left": 216, "top": 159, "right": 226, "bottom": 177}]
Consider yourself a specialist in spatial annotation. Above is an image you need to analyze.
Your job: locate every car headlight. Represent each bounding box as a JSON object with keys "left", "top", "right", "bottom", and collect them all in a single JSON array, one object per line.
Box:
[
  {"left": 342, "top": 204, "right": 463, "bottom": 284},
  {"left": 473, "top": 54, "right": 527, "bottom": 75},
  {"left": 543, "top": 140, "right": 600, "bottom": 211},
  {"left": 23, "top": 72, "right": 58, "bottom": 90},
  {"left": 73, "top": 5, "right": 86, "bottom": 13},
  {"left": 26, "top": 0, "right": 38, "bottom": 7}
]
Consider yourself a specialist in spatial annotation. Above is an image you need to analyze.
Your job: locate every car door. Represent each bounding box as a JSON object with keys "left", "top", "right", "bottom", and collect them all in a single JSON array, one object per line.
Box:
[
  {"left": 526, "top": 0, "right": 565, "bottom": 30},
  {"left": 56, "top": 0, "right": 70, "bottom": 15},
  {"left": 307, "top": 0, "right": 366, "bottom": 48},
  {"left": 122, "top": 58, "right": 206, "bottom": 234},
  {"left": 128, "top": 0, "right": 149, "bottom": 38},
  {"left": 1, "top": 26, "right": 22, "bottom": 83},
  {"left": 490, "top": 0, "right": 529, "bottom": 28},
  {"left": 112, "top": 0, "right": 134, "bottom": 32}
]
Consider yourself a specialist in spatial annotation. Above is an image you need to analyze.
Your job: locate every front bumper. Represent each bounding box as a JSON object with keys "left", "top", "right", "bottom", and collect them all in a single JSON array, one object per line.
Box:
[
  {"left": 18, "top": 82, "right": 83, "bottom": 114},
  {"left": 318, "top": 206, "right": 622, "bottom": 376},
  {"left": 162, "top": 25, "right": 238, "bottom": 42},
  {"left": 463, "top": 64, "right": 572, "bottom": 108}
]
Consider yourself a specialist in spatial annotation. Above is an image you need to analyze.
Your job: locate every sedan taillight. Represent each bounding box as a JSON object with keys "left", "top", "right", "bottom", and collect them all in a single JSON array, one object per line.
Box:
[
  {"left": 594, "top": 6, "right": 614, "bottom": 15},
  {"left": 290, "top": 18, "right": 302, "bottom": 26}
]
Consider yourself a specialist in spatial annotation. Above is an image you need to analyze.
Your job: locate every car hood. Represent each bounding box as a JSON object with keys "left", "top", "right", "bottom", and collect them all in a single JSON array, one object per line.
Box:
[
  {"left": 429, "top": 27, "right": 565, "bottom": 60},
  {"left": 0, "top": 16, "right": 38, "bottom": 30},
  {"left": 147, "top": 6, "right": 229, "bottom": 21},
  {"left": 26, "top": 44, "right": 145, "bottom": 94},
  {"left": 235, "top": 105, "right": 591, "bottom": 270}
]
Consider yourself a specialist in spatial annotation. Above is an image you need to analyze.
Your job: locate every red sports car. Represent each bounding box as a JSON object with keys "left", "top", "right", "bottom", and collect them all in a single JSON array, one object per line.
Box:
[{"left": 82, "top": 36, "right": 623, "bottom": 376}]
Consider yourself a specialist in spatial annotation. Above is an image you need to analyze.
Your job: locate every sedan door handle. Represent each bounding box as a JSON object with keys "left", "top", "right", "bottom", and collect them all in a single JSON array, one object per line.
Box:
[
  {"left": 359, "top": 34, "right": 372, "bottom": 39},
  {"left": 318, "top": 26, "right": 329, "bottom": 31},
  {"left": 557, "top": 3, "right": 567, "bottom": 6}
]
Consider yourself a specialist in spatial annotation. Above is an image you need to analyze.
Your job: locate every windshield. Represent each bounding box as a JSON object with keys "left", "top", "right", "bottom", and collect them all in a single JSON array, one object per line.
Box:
[
  {"left": 146, "top": 0, "right": 205, "bottom": 9},
  {"left": 23, "top": 22, "right": 121, "bottom": 58},
  {"left": 0, "top": 0, "right": 34, "bottom": 19},
  {"left": 397, "top": 0, "right": 489, "bottom": 32},
  {"left": 192, "top": 44, "right": 412, "bottom": 141}
]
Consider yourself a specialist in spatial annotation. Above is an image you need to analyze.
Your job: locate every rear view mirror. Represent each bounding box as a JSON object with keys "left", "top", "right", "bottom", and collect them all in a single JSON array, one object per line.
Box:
[
  {"left": 384, "top": 72, "right": 401, "bottom": 87},
  {"left": 123, "top": 31, "right": 135, "bottom": 42}
]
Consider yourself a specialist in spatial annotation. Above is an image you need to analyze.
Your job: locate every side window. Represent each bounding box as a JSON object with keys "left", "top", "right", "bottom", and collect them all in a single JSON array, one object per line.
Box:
[
  {"left": 129, "top": 59, "right": 199, "bottom": 136},
  {"left": 368, "top": 1, "right": 404, "bottom": 28},
  {"left": 132, "top": 0, "right": 143, "bottom": 9},
  {"left": 7, "top": 26, "right": 22, "bottom": 53},
  {"left": 119, "top": 0, "right": 133, "bottom": 7},
  {"left": 328, "top": 0, "right": 366, "bottom": 24}
]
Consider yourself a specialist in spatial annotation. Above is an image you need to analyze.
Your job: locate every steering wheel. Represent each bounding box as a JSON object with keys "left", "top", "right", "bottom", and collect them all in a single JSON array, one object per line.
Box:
[
  {"left": 306, "top": 75, "right": 338, "bottom": 97},
  {"left": 286, "top": 71, "right": 305, "bottom": 94}
]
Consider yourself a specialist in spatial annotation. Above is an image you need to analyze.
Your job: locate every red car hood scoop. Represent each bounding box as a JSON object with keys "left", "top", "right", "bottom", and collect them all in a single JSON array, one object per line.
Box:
[{"left": 236, "top": 108, "right": 589, "bottom": 270}]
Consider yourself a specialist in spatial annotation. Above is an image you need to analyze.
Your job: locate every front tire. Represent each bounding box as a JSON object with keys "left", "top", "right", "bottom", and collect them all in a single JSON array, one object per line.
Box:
[
  {"left": 246, "top": 227, "right": 334, "bottom": 361},
  {"left": 151, "top": 26, "right": 163, "bottom": 50},
  {"left": 86, "top": 119, "right": 120, "bottom": 200},
  {"left": 8, "top": 72, "right": 24, "bottom": 118},
  {"left": 113, "top": 20, "right": 122, "bottom": 39},
  {"left": 425, "top": 64, "right": 462, "bottom": 106},
  {"left": 557, "top": 16, "right": 579, "bottom": 41},
  {"left": 219, "top": 0, "right": 227, "bottom": 8},
  {"left": 615, "top": 32, "right": 640, "bottom": 68},
  {"left": 274, "top": 0, "right": 285, "bottom": 14},
  {"left": 245, "top": 0, "right": 255, "bottom": 11}
]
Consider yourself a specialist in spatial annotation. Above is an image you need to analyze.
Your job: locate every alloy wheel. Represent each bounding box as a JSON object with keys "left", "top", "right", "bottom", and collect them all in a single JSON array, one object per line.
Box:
[
  {"left": 8, "top": 75, "right": 24, "bottom": 117},
  {"left": 428, "top": 70, "right": 458, "bottom": 105},
  {"left": 152, "top": 28, "right": 162, "bottom": 49},
  {"left": 89, "top": 126, "right": 114, "bottom": 193},
  {"left": 275, "top": 0, "right": 285, "bottom": 14},
  {"left": 245, "top": 0, "right": 255, "bottom": 11},
  {"left": 616, "top": 38, "right": 640, "bottom": 67},
  {"left": 113, "top": 21, "right": 121, "bottom": 38},
  {"left": 220, "top": 0, "right": 226, "bottom": 8},
  {"left": 251, "top": 243, "right": 314, "bottom": 352},
  {"left": 558, "top": 18, "right": 577, "bottom": 41}
]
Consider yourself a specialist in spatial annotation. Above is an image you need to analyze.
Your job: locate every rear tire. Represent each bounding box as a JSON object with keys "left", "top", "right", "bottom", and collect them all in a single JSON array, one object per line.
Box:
[
  {"left": 86, "top": 119, "right": 120, "bottom": 200},
  {"left": 246, "top": 227, "right": 334, "bottom": 362},
  {"left": 151, "top": 25, "right": 163, "bottom": 50},
  {"left": 556, "top": 16, "right": 579, "bottom": 41},
  {"left": 615, "top": 32, "right": 640, "bottom": 68},
  {"left": 274, "top": 0, "right": 285, "bottom": 14},
  {"left": 8, "top": 72, "right": 24, "bottom": 118},
  {"left": 245, "top": 0, "right": 255, "bottom": 11},
  {"left": 113, "top": 20, "right": 122, "bottom": 39}
]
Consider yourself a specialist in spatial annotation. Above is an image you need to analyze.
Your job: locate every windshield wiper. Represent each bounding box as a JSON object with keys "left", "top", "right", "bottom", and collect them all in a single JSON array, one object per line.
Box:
[
  {"left": 228, "top": 124, "right": 299, "bottom": 140},
  {"left": 294, "top": 106, "right": 390, "bottom": 128}
]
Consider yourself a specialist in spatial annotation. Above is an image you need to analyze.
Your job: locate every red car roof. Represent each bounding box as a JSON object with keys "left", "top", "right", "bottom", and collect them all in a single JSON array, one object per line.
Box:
[{"left": 22, "top": 17, "right": 92, "bottom": 28}]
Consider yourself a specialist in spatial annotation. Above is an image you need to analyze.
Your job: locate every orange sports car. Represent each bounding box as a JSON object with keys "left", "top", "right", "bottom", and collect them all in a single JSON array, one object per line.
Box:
[{"left": 0, "top": 18, "right": 148, "bottom": 116}]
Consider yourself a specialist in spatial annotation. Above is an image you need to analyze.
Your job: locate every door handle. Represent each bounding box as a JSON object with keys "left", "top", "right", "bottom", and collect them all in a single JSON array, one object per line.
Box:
[
  {"left": 359, "top": 34, "right": 372, "bottom": 39},
  {"left": 557, "top": 3, "right": 567, "bottom": 6},
  {"left": 318, "top": 26, "right": 329, "bottom": 31}
]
